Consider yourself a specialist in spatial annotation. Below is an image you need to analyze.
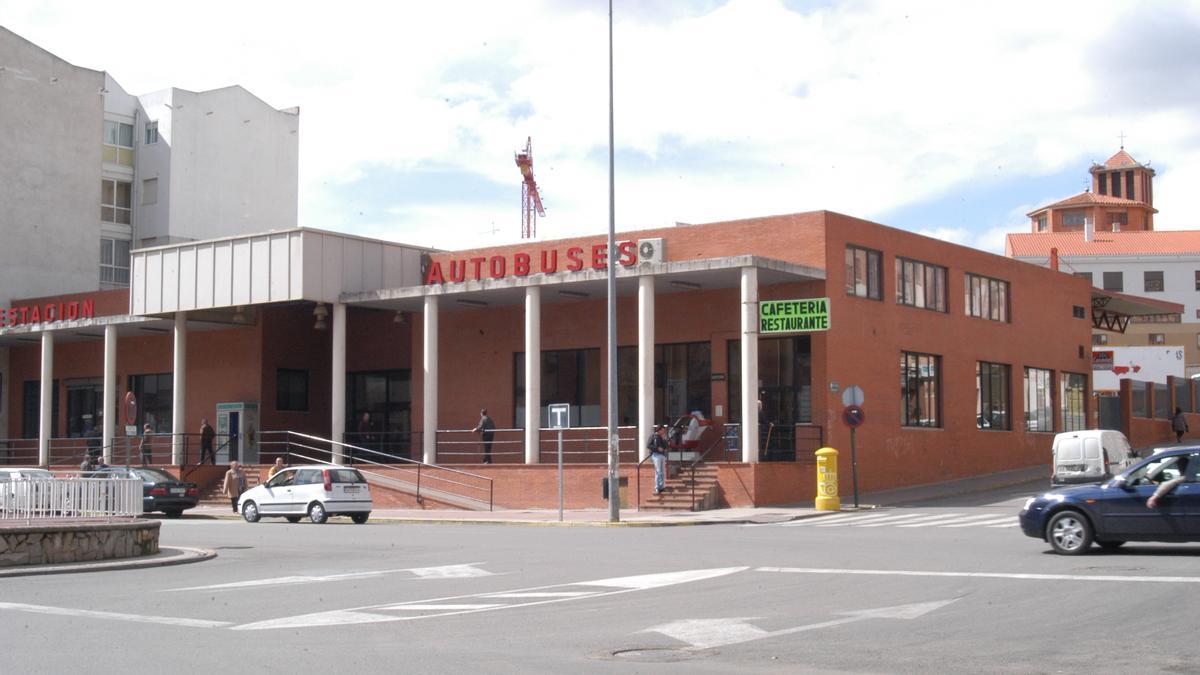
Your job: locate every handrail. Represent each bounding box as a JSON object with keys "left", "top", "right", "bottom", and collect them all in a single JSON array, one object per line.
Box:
[{"left": 686, "top": 424, "right": 733, "bottom": 511}]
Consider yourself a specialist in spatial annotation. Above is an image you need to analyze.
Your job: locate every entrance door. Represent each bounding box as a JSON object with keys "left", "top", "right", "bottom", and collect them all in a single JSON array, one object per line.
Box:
[
  {"left": 65, "top": 378, "right": 103, "bottom": 438},
  {"left": 1097, "top": 394, "right": 1120, "bottom": 430},
  {"left": 729, "top": 336, "right": 813, "bottom": 460}
]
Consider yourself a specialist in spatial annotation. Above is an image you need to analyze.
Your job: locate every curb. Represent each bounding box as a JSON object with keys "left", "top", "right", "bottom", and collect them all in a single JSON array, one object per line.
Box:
[{"left": 0, "top": 546, "right": 217, "bottom": 578}]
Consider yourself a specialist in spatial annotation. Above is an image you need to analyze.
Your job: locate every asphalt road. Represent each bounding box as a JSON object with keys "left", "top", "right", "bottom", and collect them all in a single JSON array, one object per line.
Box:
[{"left": 3, "top": 481, "right": 1200, "bottom": 674}]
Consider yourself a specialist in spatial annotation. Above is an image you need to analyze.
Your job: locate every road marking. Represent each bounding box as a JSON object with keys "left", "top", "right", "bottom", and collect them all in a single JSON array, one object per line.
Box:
[
  {"left": 380, "top": 603, "right": 504, "bottom": 611},
  {"left": 855, "top": 513, "right": 964, "bottom": 527},
  {"left": 166, "top": 562, "right": 492, "bottom": 591},
  {"left": 642, "top": 599, "right": 959, "bottom": 649},
  {"left": 986, "top": 521, "right": 1021, "bottom": 528},
  {"left": 897, "top": 513, "right": 1006, "bottom": 528},
  {"left": 940, "top": 517, "right": 1014, "bottom": 528},
  {"left": 0, "top": 602, "right": 231, "bottom": 628},
  {"left": 777, "top": 512, "right": 889, "bottom": 527},
  {"left": 484, "top": 592, "right": 594, "bottom": 598},
  {"left": 233, "top": 566, "right": 748, "bottom": 631},
  {"left": 756, "top": 567, "right": 1200, "bottom": 584},
  {"left": 817, "top": 513, "right": 930, "bottom": 527}
]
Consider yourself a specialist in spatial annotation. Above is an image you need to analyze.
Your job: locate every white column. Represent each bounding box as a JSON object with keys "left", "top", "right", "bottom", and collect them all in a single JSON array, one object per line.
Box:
[
  {"left": 422, "top": 295, "right": 439, "bottom": 465},
  {"left": 740, "top": 267, "right": 759, "bottom": 463},
  {"left": 38, "top": 331, "right": 53, "bottom": 467},
  {"left": 331, "top": 302, "right": 347, "bottom": 465},
  {"left": 637, "top": 276, "right": 655, "bottom": 461},
  {"left": 102, "top": 324, "right": 117, "bottom": 464},
  {"left": 172, "top": 312, "right": 187, "bottom": 465},
  {"left": 525, "top": 286, "right": 541, "bottom": 464}
]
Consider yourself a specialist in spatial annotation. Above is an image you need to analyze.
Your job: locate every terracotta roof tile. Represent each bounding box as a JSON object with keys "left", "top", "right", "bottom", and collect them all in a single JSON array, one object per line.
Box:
[
  {"left": 1006, "top": 231, "right": 1200, "bottom": 258},
  {"left": 1026, "top": 191, "right": 1147, "bottom": 216},
  {"left": 1104, "top": 149, "right": 1141, "bottom": 169}
]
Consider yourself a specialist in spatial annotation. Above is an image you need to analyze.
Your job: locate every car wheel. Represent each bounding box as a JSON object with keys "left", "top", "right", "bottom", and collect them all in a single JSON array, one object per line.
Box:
[
  {"left": 285, "top": 516, "right": 302, "bottom": 523},
  {"left": 351, "top": 513, "right": 369, "bottom": 524},
  {"left": 308, "top": 501, "right": 328, "bottom": 524},
  {"left": 1097, "top": 539, "right": 1126, "bottom": 551},
  {"left": 1047, "top": 510, "right": 1093, "bottom": 555},
  {"left": 242, "top": 500, "right": 261, "bottom": 523},
  {"left": 163, "top": 509, "right": 183, "bottom": 519}
]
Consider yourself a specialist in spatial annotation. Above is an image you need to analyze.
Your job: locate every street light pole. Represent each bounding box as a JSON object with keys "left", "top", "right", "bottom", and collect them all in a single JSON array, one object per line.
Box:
[{"left": 606, "top": 0, "right": 620, "bottom": 522}]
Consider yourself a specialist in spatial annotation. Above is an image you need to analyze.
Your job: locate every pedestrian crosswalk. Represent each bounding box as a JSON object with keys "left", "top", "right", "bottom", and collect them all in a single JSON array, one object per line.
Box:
[{"left": 761, "top": 511, "right": 1019, "bottom": 530}]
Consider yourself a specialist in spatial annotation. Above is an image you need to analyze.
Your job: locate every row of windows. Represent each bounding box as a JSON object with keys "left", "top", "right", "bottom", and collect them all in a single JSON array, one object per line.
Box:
[
  {"left": 900, "top": 351, "right": 1087, "bottom": 433},
  {"left": 1080, "top": 269, "right": 1200, "bottom": 294},
  {"left": 1037, "top": 211, "right": 1128, "bottom": 232},
  {"left": 846, "top": 245, "right": 1010, "bottom": 322},
  {"left": 1094, "top": 332, "right": 1200, "bottom": 348}
]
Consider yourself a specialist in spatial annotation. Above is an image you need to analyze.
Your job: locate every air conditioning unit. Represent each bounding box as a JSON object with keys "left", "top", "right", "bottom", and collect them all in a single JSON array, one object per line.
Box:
[{"left": 637, "top": 238, "right": 665, "bottom": 264}]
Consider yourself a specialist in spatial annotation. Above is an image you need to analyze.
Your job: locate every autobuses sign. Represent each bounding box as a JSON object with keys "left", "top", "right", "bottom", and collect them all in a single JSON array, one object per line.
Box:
[{"left": 759, "top": 298, "right": 830, "bottom": 334}]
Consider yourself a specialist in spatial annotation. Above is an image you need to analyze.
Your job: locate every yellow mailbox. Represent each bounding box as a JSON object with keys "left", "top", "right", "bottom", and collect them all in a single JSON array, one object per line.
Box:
[{"left": 815, "top": 447, "right": 840, "bottom": 511}]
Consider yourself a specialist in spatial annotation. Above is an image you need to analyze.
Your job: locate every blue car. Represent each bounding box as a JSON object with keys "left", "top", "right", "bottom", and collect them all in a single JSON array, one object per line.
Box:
[{"left": 1020, "top": 446, "right": 1200, "bottom": 554}]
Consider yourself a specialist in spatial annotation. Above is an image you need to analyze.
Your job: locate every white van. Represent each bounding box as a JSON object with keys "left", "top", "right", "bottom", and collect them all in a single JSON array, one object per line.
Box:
[{"left": 1051, "top": 430, "right": 1135, "bottom": 485}]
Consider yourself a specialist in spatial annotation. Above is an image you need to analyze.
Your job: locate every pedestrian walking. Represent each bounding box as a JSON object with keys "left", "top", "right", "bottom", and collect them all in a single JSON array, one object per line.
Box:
[
  {"left": 647, "top": 424, "right": 669, "bottom": 495},
  {"left": 473, "top": 408, "right": 496, "bottom": 464},
  {"left": 223, "top": 460, "right": 247, "bottom": 514},
  {"left": 139, "top": 423, "right": 154, "bottom": 464},
  {"left": 1172, "top": 407, "right": 1189, "bottom": 443},
  {"left": 199, "top": 417, "right": 216, "bottom": 464}
]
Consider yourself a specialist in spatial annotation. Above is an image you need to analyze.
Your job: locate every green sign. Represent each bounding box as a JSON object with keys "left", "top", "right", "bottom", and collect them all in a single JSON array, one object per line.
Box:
[{"left": 759, "top": 297, "right": 830, "bottom": 334}]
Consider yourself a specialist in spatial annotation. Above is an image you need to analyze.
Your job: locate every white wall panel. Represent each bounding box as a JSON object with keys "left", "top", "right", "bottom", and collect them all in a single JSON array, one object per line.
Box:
[
  {"left": 131, "top": 253, "right": 147, "bottom": 314},
  {"left": 196, "top": 244, "right": 215, "bottom": 308},
  {"left": 290, "top": 233, "right": 305, "bottom": 300},
  {"left": 178, "top": 247, "right": 197, "bottom": 311},
  {"left": 161, "top": 249, "right": 180, "bottom": 312},
  {"left": 321, "top": 235, "right": 342, "bottom": 301},
  {"left": 213, "top": 242, "right": 233, "bottom": 307},
  {"left": 270, "top": 234, "right": 291, "bottom": 301},
  {"left": 232, "top": 239, "right": 252, "bottom": 306},
  {"left": 145, "top": 252, "right": 163, "bottom": 314},
  {"left": 362, "top": 241, "right": 383, "bottom": 293},
  {"left": 341, "top": 238, "right": 364, "bottom": 293},
  {"left": 250, "top": 236, "right": 271, "bottom": 304}
]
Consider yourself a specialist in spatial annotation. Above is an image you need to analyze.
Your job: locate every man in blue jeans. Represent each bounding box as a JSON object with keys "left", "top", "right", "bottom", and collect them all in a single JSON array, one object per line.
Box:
[{"left": 648, "top": 425, "right": 669, "bottom": 495}]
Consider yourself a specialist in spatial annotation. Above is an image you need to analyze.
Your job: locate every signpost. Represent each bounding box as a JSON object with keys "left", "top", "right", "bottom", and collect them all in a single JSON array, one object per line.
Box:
[
  {"left": 123, "top": 392, "right": 138, "bottom": 467},
  {"left": 549, "top": 403, "right": 571, "bottom": 522},
  {"left": 841, "top": 386, "right": 865, "bottom": 508}
]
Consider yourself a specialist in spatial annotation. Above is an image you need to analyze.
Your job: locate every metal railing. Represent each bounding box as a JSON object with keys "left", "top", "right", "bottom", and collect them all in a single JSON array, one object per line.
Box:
[
  {"left": 0, "top": 477, "right": 142, "bottom": 519},
  {"left": 434, "top": 426, "right": 639, "bottom": 464},
  {"left": 259, "top": 431, "right": 493, "bottom": 511}
]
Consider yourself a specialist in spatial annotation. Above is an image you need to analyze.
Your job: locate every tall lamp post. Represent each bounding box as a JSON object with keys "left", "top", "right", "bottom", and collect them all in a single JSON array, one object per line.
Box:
[{"left": 606, "top": 0, "right": 620, "bottom": 522}]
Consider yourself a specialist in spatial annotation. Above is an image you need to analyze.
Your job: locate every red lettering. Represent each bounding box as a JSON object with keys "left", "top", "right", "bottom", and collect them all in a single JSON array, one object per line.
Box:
[
  {"left": 45, "top": 304, "right": 55, "bottom": 322},
  {"left": 591, "top": 244, "right": 608, "bottom": 270},
  {"left": 489, "top": 255, "right": 506, "bottom": 279},
  {"left": 424, "top": 261, "right": 445, "bottom": 284},
  {"left": 80, "top": 299, "right": 95, "bottom": 319},
  {"left": 448, "top": 260, "right": 466, "bottom": 282},
  {"left": 566, "top": 247, "right": 584, "bottom": 271},
  {"left": 4, "top": 308, "right": 14, "bottom": 326},
  {"left": 29, "top": 305, "right": 40, "bottom": 323},
  {"left": 618, "top": 241, "right": 637, "bottom": 266},
  {"left": 19, "top": 306, "right": 28, "bottom": 324},
  {"left": 513, "top": 253, "right": 531, "bottom": 276},
  {"left": 67, "top": 302, "right": 79, "bottom": 320},
  {"left": 540, "top": 250, "right": 558, "bottom": 273},
  {"left": 470, "top": 257, "right": 487, "bottom": 280}
]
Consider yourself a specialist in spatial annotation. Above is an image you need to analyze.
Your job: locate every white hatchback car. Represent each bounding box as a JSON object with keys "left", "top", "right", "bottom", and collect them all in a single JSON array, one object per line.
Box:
[{"left": 238, "top": 465, "right": 372, "bottom": 524}]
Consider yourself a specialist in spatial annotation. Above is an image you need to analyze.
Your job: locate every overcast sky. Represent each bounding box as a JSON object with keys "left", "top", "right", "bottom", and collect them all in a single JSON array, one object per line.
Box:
[{"left": 5, "top": 0, "right": 1199, "bottom": 253}]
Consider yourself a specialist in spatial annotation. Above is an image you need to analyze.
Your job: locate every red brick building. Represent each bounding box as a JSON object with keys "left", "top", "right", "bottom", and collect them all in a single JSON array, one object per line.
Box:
[{"left": 1, "top": 212, "right": 1097, "bottom": 508}]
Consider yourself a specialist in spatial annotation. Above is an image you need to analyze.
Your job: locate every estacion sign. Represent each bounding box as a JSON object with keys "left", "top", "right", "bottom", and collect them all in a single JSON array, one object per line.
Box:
[
  {"left": 2, "top": 300, "right": 96, "bottom": 327},
  {"left": 759, "top": 298, "right": 830, "bottom": 334}
]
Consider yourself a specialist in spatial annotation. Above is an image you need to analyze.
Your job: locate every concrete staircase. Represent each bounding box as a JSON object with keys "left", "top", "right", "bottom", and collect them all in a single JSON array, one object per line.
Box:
[
  {"left": 641, "top": 463, "right": 720, "bottom": 511},
  {"left": 197, "top": 466, "right": 263, "bottom": 505}
]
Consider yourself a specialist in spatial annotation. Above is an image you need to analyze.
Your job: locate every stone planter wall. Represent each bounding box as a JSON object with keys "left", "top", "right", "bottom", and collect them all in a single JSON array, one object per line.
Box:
[{"left": 0, "top": 520, "right": 160, "bottom": 567}]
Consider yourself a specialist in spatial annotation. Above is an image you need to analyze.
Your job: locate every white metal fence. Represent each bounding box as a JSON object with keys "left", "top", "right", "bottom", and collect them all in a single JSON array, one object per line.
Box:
[{"left": 0, "top": 478, "right": 143, "bottom": 519}]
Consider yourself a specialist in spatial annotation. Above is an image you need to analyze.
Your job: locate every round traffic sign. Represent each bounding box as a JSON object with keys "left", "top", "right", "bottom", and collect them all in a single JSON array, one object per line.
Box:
[
  {"left": 123, "top": 391, "right": 138, "bottom": 425},
  {"left": 842, "top": 405, "right": 865, "bottom": 428},
  {"left": 841, "top": 385, "right": 865, "bottom": 407}
]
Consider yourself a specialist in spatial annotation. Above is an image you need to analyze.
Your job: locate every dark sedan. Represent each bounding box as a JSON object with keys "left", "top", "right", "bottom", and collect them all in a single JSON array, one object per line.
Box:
[
  {"left": 92, "top": 466, "right": 199, "bottom": 517},
  {"left": 1020, "top": 446, "right": 1200, "bottom": 554}
]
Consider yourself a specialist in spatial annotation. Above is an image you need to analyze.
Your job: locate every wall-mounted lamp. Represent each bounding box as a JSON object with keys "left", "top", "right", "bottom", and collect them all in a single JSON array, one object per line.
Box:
[
  {"left": 558, "top": 290, "right": 589, "bottom": 299},
  {"left": 232, "top": 305, "right": 248, "bottom": 324},
  {"left": 393, "top": 311, "right": 407, "bottom": 324},
  {"left": 456, "top": 299, "right": 489, "bottom": 308},
  {"left": 313, "top": 303, "right": 329, "bottom": 330},
  {"left": 670, "top": 280, "right": 702, "bottom": 291}
]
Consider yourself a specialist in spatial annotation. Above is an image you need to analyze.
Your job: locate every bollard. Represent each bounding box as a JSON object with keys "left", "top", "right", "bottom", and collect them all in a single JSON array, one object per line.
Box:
[{"left": 815, "top": 447, "right": 840, "bottom": 511}]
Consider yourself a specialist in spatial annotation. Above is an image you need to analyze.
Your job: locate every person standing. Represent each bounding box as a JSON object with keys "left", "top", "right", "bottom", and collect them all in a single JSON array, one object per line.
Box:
[
  {"left": 222, "top": 460, "right": 247, "bottom": 514},
  {"left": 139, "top": 424, "right": 154, "bottom": 465},
  {"left": 648, "top": 424, "right": 669, "bottom": 495},
  {"left": 473, "top": 409, "right": 496, "bottom": 464},
  {"left": 267, "top": 457, "right": 286, "bottom": 479},
  {"left": 199, "top": 417, "right": 216, "bottom": 465},
  {"left": 1172, "top": 407, "right": 1189, "bottom": 443}
]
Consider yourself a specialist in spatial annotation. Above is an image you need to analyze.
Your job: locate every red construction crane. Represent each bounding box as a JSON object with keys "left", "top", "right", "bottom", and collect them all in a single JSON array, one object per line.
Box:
[{"left": 514, "top": 137, "right": 546, "bottom": 239}]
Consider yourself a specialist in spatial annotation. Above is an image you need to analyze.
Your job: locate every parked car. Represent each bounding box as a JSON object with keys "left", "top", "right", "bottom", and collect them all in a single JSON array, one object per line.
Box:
[
  {"left": 1051, "top": 430, "right": 1135, "bottom": 485},
  {"left": 238, "top": 465, "right": 372, "bottom": 524},
  {"left": 91, "top": 466, "right": 199, "bottom": 517},
  {"left": 1020, "top": 446, "right": 1200, "bottom": 554},
  {"left": 0, "top": 467, "right": 56, "bottom": 510},
  {"left": 0, "top": 467, "right": 54, "bottom": 481}
]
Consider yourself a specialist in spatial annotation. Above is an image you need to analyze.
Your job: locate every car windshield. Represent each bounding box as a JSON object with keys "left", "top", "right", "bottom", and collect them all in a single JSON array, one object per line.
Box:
[
  {"left": 134, "top": 467, "right": 177, "bottom": 483},
  {"left": 1125, "top": 454, "right": 1192, "bottom": 485}
]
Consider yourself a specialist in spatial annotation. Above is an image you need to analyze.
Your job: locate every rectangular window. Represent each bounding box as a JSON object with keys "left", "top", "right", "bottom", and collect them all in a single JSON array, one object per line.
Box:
[
  {"left": 1112, "top": 173, "right": 1122, "bottom": 198},
  {"left": 514, "top": 348, "right": 601, "bottom": 427},
  {"left": 99, "top": 238, "right": 131, "bottom": 285},
  {"left": 1072, "top": 305, "right": 1086, "bottom": 319},
  {"left": 1024, "top": 367, "right": 1054, "bottom": 433},
  {"left": 145, "top": 121, "right": 158, "bottom": 145},
  {"left": 976, "top": 362, "right": 1010, "bottom": 430},
  {"left": 1098, "top": 173, "right": 1108, "bottom": 195},
  {"left": 346, "top": 370, "right": 412, "bottom": 458},
  {"left": 964, "top": 273, "right": 1009, "bottom": 322},
  {"left": 1074, "top": 271, "right": 1093, "bottom": 285},
  {"left": 1144, "top": 271, "right": 1164, "bottom": 292},
  {"left": 276, "top": 369, "right": 309, "bottom": 412},
  {"left": 102, "top": 120, "right": 134, "bottom": 166},
  {"left": 1092, "top": 333, "right": 1108, "bottom": 345},
  {"left": 1102, "top": 271, "right": 1123, "bottom": 292},
  {"left": 844, "top": 245, "right": 882, "bottom": 300},
  {"left": 1194, "top": 271, "right": 1200, "bottom": 291},
  {"left": 101, "top": 178, "right": 132, "bottom": 224},
  {"left": 1110, "top": 212, "right": 1127, "bottom": 229},
  {"left": 1061, "top": 372, "right": 1087, "bottom": 432},
  {"left": 1063, "top": 211, "right": 1087, "bottom": 227},
  {"left": 617, "top": 342, "right": 713, "bottom": 426},
  {"left": 127, "top": 373, "right": 172, "bottom": 432},
  {"left": 142, "top": 177, "right": 158, "bottom": 206},
  {"left": 1126, "top": 171, "right": 1135, "bottom": 200},
  {"left": 21, "top": 380, "right": 60, "bottom": 439},
  {"left": 895, "top": 257, "right": 947, "bottom": 312},
  {"left": 901, "top": 352, "right": 941, "bottom": 428},
  {"left": 1036, "top": 215, "right": 1047, "bottom": 232},
  {"left": 1149, "top": 333, "right": 1165, "bottom": 345}
]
